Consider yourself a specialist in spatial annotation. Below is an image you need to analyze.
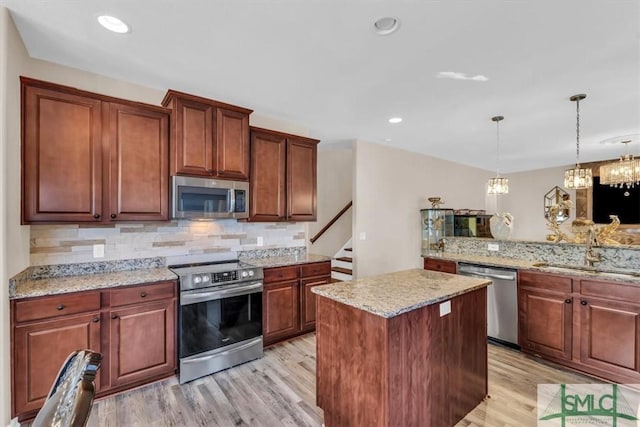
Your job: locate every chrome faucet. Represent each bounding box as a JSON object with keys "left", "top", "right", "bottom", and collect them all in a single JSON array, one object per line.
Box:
[
  {"left": 435, "top": 238, "right": 447, "bottom": 252},
  {"left": 584, "top": 226, "right": 602, "bottom": 267}
]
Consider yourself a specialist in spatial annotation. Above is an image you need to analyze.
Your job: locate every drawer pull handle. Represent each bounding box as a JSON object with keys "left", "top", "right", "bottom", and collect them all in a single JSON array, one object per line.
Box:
[
  {"left": 57, "top": 304, "right": 65, "bottom": 310},
  {"left": 111, "top": 214, "right": 117, "bottom": 219},
  {"left": 111, "top": 314, "right": 118, "bottom": 319},
  {"left": 581, "top": 300, "right": 588, "bottom": 306},
  {"left": 92, "top": 316, "right": 100, "bottom": 323},
  {"left": 93, "top": 214, "right": 100, "bottom": 219},
  {"left": 565, "top": 299, "right": 571, "bottom": 304},
  {"left": 140, "top": 292, "right": 147, "bottom": 298}
]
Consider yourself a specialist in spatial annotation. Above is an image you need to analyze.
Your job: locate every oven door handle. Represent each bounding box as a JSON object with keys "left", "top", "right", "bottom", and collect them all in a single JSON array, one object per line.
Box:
[{"left": 180, "top": 281, "right": 263, "bottom": 305}]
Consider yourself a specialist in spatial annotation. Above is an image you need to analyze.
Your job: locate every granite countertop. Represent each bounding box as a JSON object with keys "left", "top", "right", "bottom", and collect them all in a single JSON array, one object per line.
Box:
[
  {"left": 241, "top": 253, "right": 331, "bottom": 268},
  {"left": 424, "top": 252, "right": 640, "bottom": 285},
  {"left": 10, "top": 268, "right": 178, "bottom": 300},
  {"left": 312, "top": 268, "right": 490, "bottom": 318}
]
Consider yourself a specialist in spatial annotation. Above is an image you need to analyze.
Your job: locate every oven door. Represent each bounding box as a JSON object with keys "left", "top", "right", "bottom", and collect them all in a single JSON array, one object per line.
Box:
[{"left": 179, "top": 281, "right": 263, "bottom": 359}]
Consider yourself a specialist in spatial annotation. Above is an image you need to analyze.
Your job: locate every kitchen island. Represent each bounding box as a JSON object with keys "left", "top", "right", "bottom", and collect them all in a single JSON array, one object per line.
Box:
[{"left": 312, "top": 268, "right": 491, "bottom": 427}]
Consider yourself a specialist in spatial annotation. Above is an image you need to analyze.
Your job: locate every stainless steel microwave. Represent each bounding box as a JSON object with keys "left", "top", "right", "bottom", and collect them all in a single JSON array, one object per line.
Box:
[{"left": 171, "top": 176, "right": 249, "bottom": 220}]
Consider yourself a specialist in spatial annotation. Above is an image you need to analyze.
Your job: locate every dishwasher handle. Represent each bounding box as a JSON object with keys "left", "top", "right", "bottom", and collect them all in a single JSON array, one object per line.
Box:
[{"left": 458, "top": 267, "right": 516, "bottom": 281}]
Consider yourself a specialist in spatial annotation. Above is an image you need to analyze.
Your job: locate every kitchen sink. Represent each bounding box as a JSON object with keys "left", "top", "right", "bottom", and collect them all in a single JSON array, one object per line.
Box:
[{"left": 532, "top": 262, "right": 640, "bottom": 278}]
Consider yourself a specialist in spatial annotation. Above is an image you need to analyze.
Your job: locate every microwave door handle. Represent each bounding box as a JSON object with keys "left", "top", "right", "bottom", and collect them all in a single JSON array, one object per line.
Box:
[{"left": 229, "top": 189, "right": 235, "bottom": 214}]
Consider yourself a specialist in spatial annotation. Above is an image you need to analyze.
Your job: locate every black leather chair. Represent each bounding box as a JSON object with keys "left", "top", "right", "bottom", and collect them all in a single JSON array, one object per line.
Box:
[{"left": 31, "top": 350, "right": 102, "bottom": 427}]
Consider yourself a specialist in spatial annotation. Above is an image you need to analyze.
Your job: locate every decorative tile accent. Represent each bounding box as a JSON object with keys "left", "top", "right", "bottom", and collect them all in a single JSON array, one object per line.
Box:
[{"left": 239, "top": 246, "right": 307, "bottom": 259}]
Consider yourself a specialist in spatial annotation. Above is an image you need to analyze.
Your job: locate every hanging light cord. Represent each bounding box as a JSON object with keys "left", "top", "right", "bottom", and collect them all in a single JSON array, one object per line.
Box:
[
  {"left": 575, "top": 97, "right": 581, "bottom": 167},
  {"left": 495, "top": 119, "right": 501, "bottom": 177}
]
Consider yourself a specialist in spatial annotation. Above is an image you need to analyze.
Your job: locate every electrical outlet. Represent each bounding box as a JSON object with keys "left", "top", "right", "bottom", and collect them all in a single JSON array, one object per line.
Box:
[
  {"left": 93, "top": 244, "right": 105, "bottom": 258},
  {"left": 439, "top": 300, "right": 451, "bottom": 317},
  {"left": 256, "top": 236, "right": 264, "bottom": 247},
  {"left": 488, "top": 243, "right": 500, "bottom": 252}
]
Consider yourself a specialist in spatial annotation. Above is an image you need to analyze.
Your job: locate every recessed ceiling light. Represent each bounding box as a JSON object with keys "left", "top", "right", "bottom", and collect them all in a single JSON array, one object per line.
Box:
[
  {"left": 385, "top": 138, "right": 393, "bottom": 142},
  {"left": 98, "top": 15, "right": 130, "bottom": 34},
  {"left": 374, "top": 17, "right": 400, "bottom": 35},
  {"left": 388, "top": 117, "right": 403, "bottom": 124}
]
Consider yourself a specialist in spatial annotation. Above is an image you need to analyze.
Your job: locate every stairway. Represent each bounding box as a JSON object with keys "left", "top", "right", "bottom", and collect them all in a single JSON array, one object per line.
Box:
[{"left": 331, "top": 239, "right": 353, "bottom": 281}]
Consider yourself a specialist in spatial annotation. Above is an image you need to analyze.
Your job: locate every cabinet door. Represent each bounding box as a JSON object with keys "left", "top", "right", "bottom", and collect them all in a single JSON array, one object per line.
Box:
[
  {"left": 579, "top": 297, "right": 640, "bottom": 379},
  {"left": 215, "top": 108, "right": 250, "bottom": 180},
  {"left": 13, "top": 313, "right": 101, "bottom": 417},
  {"left": 287, "top": 137, "right": 317, "bottom": 221},
  {"left": 263, "top": 280, "right": 300, "bottom": 345},
  {"left": 250, "top": 130, "right": 287, "bottom": 221},
  {"left": 107, "top": 103, "right": 169, "bottom": 221},
  {"left": 519, "top": 288, "right": 572, "bottom": 360},
  {"left": 22, "top": 83, "right": 103, "bottom": 223},
  {"left": 300, "top": 276, "right": 331, "bottom": 332},
  {"left": 107, "top": 299, "right": 176, "bottom": 389},
  {"left": 172, "top": 97, "right": 214, "bottom": 176}
]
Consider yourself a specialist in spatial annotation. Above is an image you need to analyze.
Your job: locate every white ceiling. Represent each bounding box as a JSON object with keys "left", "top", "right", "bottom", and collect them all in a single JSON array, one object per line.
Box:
[{"left": 2, "top": 0, "right": 639, "bottom": 173}]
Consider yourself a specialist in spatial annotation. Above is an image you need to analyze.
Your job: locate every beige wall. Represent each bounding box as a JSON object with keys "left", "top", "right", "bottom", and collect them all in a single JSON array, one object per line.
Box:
[
  {"left": 308, "top": 145, "right": 353, "bottom": 257},
  {"left": 500, "top": 165, "right": 576, "bottom": 242},
  {"left": 353, "top": 140, "right": 493, "bottom": 278}
]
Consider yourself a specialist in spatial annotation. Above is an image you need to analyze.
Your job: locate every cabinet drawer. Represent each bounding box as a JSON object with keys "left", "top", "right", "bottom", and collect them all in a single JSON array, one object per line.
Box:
[
  {"left": 300, "top": 261, "right": 331, "bottom": 278},
  {"left": 580, "top": 280, "right": 640, "bottom": 304},
  {"left": 423, "top": 258, "right": 457, "bottom": 274},
  {"left": 264, "top": 266, "right": 298, "bottom": 283},
  {"left": 108, "top": 281, "right": 176, "bottom": 307},
  {"left": 519, "top": 270, "right": 572, "bottom": 293},
  {"left": 14, "top": 292, "right": 101, "bottom": 323}
]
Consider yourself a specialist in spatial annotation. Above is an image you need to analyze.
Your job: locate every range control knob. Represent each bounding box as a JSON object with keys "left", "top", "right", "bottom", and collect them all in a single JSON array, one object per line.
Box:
[
  {"left": 193, "top": 276, "right": 202, "bottom": 284},
  {"left": 241, "top": 271, "right": 249, "bottom": 278},
  {"left": 202, "top": 275, "right": 210, "bottom": 283},
  {"left": 248, "top": 270, "right": 255, "bottom": 277}
]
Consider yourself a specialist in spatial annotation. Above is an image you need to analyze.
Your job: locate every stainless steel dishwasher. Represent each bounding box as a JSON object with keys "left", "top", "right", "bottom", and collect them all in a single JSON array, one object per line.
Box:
[{"left": 457, "top": 262, "right": 519, "bottom": 348}]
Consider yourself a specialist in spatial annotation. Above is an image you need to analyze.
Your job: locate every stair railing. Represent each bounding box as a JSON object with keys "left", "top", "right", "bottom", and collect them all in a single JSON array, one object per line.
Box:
[{"left": 310, "top": 201, "right": 352, "bottom": 244}]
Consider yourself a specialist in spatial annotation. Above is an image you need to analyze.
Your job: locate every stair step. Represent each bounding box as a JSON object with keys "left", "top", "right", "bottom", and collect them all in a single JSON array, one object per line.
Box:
[
  {"left": 332, "top": 267, "right": 352, "bottom": 275},
  {"left": 330, "top": 277, "right": 343, "bottom": 283},
  {"left": 335, "top": 256, "right": 353, "bottom": 262},
  {"left": 344, "top": 248, "right": 353, "bottom": 252}
]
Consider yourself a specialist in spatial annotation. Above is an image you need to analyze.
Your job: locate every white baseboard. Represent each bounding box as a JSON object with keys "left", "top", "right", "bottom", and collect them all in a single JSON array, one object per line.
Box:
[{"left": 8, "top": 417, "right": 20, "bottom": 427}]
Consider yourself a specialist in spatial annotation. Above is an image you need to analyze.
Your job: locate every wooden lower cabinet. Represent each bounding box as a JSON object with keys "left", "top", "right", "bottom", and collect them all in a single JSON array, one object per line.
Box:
[
  {"left": 106, "top": 299, "right": 176, "bottom": 389},
  {"left": 263, "top": 261, "right": 331, "bottom": 346},
  {"left": 13, "top": 313, "right": 101, "bottom": 417},
  {"left": 11, "top": 281, "right": 177, "bottom": 421},
  {"left": 519, "top": 270, "right": 640, "bottom": 383},
  {"left": 423, "top": 257, "right": 457, "bottom": 274}
]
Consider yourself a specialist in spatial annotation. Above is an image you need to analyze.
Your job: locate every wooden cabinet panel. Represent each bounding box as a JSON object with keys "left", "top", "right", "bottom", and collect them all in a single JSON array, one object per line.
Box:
[
  {"left": 216, "top": 108, "right": 250, "bottom": 180},
  {"left": 519, "top": 288, "right": 572, "bottom": 360},
  {"left": 22, "top": 82, "right": 103, "bottom": 223},
  {"left": 579, "top": 297, "right": 640, "bottom": 379},
  {"left": 300, "top": 262, "right": 332, "bottom": 278},
  {"left": 13, "top": 313, "right": 101, "bottom": 416},
  {"left": 171, "top": 96, "right": 214, "bottom": 176},
  {"left": 250, "top": 130, "right": 287, "bottom": 221},
  {"left": 14, "top": 291, "right": 100, "bottom": 323},
  {"left": 423, "top": 258, "right": 457, "bottom": 274},
  {"left": 300, "top": 276, "right": 331, "bottom": 332},
  {"left": 263, "top": 280, "right": 300, "bottom": 345},
  {"left": 107, "top": 281, "right": 176, "bottom": 308},
  {"left": 263, "top": 265, "right": 298, "bottom": 283},
  {"left": 107, "top": 103, "right": 169, "bottom": 221},
  {"left": 107, "top": 299, "right": 176, "bottom": 388},
  {"left": 287, "top": 137, "right": 317, "bottom": 221},
  {"left": 519, "top": 270, "right": 572, "bottom": 294}
]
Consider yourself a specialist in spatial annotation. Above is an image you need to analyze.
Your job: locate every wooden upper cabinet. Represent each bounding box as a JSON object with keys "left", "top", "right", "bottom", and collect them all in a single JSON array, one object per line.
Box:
[
  {"left": 107, "top": 102, "right": 169, "bottom": 221},
  {"left": 250, "top": 129, "right": 287, "bottom": 221},
  {"left": 162, "top": 90, "right": 251, "bottom": 180},
  {"left": 287, "top": 137, "right": 317, "bottom": 221},
  {"left": 21, "top": 77, "right": 171, "bottom": 224},
  {"left": 249, "top": 127, "right": 319, "bottom": 222},
  {"left": 22, "top": 82, "right": 103, "bottom": 223}
]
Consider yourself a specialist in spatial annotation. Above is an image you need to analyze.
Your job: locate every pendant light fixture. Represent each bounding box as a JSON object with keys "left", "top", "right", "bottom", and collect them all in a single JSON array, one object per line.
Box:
[
  {"left": 563, "top": 94, "right": 592, "bottom": 189},
  {"left": 487, "top": 115, "right": 509, "bottom": 194},
  {"left": 599, "top": 140, "right": 640, "bottom": 188}
]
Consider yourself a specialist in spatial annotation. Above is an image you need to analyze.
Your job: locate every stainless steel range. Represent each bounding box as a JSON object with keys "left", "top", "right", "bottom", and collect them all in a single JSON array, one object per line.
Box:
[{"left": 170, "top": 260, "right": 264, "bottom": 384}]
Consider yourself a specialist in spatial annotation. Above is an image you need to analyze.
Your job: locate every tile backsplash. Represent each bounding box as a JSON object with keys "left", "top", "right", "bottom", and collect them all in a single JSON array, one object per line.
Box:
[{"left": 30, "top": 220, "right": 306, "bottom": 265}]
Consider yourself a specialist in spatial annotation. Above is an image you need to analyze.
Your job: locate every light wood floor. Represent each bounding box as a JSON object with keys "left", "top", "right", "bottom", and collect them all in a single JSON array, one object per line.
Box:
[{"left": 25, "top": 333, "right": 598, "bottom": 427}]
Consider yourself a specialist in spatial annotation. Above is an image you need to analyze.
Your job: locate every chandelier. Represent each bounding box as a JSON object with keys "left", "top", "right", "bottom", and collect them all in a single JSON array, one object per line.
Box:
[
  {"left": 487, "top": 116, "right": 509, "bottom": 194},
  {"left": 599, "top": 140, "right": 640, "bottom": 188},
  {"left": 564, "top": 94, "right": 593, "bottom": 190}
]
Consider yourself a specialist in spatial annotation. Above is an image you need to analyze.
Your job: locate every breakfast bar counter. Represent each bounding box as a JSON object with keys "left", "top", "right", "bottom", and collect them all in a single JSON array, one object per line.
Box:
[{"left": 312, "top": 268, "right": 491, "bottom": 427}]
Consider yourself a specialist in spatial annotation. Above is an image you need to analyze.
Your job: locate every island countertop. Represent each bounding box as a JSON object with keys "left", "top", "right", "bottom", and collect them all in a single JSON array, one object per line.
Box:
[{"left": 312, "top": 268, "right": 490, "bottom": 318}]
